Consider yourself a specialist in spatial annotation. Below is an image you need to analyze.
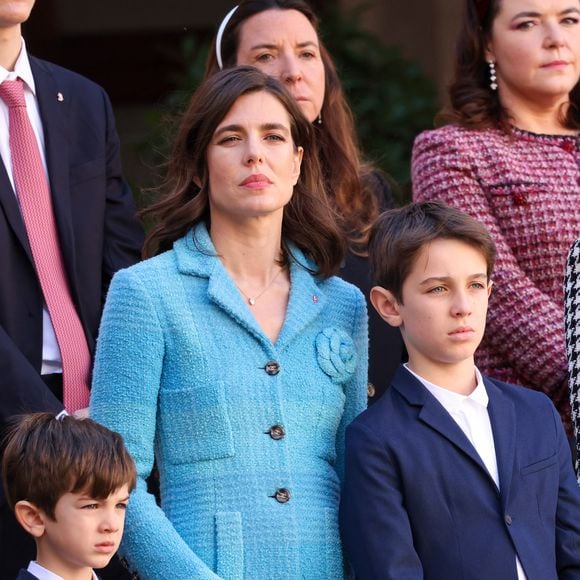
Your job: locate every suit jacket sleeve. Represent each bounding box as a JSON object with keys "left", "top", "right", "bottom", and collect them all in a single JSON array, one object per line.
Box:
[
  {"left": 412, "top": 129, "right": 567, "bottom": 401},
  {"left": 90, "top": 269, "right": 221, "bottom": 580},
  {"left": 100, "top": 88, "right": 144, "bottom": 300},
  {"left": 0, "top": 325, "right": 63, "bottom": 424},
  {"left": 340, "top": 420, "right": 423, "bottom": 579}
]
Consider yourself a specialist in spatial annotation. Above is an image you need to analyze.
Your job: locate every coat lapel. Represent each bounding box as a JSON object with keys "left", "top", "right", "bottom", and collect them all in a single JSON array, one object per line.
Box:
[
  {"left": 30, "top": 57, "right": 78, "bottom": 290},
  {"left": 394, "top": 366, "right": 497, "bottom": 487},
  {"left": 275, "top": 251, "right": 326, "bottom": 350},
  {"left": 206, "top": 258, "right": 273, "bottom": 350},
  {"left": 174, "top": 224, "right": 326, "bottom": 353},
  {"left": 0, "top": 157, "right": 33, "bottom": 261},
  {"left": 486, "top": 378, "right": 516, "bottom": 507}
]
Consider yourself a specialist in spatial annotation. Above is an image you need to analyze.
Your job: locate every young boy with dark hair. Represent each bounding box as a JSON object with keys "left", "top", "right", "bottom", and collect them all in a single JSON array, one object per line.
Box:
[
  {"left": 2, "top": 413, "right": 136, "bottom": 580},
  {"left": 340, "top": 201, "right": 580, "bottom": 579}
]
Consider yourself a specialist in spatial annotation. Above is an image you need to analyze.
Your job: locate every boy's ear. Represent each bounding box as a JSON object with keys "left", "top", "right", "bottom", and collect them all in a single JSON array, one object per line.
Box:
[
  {"left": 487, "top": 279, "right": 493, "bottom": 297},
  {"left": 14, "top": 500, "right": 47, "bottom": 538},
  {"left": 370, "top": 286, "right": 403, "bottom": 327}
]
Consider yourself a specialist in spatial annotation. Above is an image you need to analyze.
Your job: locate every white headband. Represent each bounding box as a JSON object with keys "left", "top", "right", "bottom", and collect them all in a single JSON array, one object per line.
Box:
[{"left": 216, "top": 5, "right": 239, "bottom": 70}]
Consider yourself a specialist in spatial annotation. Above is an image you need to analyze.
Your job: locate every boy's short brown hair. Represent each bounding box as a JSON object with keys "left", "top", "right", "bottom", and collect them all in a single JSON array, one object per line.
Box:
[
  {"left": 369, "top": 201, "right": 496, "bottom": 303},
  {"left": 2, "top": 413, "right": 136, "bottom": 519}
]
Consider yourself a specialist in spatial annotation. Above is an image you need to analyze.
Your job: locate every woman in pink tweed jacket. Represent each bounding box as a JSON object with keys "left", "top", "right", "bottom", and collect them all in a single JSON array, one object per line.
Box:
[{"left": 412, "top": 0, "right": 580, "bottom": 432}]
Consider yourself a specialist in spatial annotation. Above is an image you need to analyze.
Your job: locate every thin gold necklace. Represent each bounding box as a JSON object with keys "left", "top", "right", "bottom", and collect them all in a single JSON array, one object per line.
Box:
[{"left": 234, "top": 266, "right": 286, "bottom": 306}]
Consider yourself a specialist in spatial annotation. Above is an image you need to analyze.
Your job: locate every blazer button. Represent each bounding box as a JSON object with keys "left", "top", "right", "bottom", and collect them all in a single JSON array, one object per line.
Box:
[
  {"left": 367, "top": 382, "right": 376, "bottom": 398},
  {"left": 273, "top": 488, "right": 291, "bottom": 503},
  {"left": 265, "top": 361, "right": 280, "bottom": 376},
  {"left": 505, "top": 514, "right": 512, "bottom": 525},
  {"left": 266, "top": 424, "right": 285, "bottom": 440}
]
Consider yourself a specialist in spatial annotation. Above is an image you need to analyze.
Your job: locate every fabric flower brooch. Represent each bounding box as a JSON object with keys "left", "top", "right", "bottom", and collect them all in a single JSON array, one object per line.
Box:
[{"left": 315, "top": 327, "right": 357, "bottom": 384}]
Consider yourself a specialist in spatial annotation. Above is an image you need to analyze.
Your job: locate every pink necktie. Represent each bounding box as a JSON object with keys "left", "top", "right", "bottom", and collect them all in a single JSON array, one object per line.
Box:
[{"left": 0, "top": 79, "right": 90, "bottom": 412}]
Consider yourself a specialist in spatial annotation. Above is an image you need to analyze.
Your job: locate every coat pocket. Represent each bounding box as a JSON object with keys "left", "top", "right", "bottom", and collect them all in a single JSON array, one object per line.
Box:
[
  {"left": 158, "top": 381, "right": 235, "bottom": 464},
  {"left": 69, "top": 157, "right": 104, "bottom": 186},
  {"left": 520, "top": 452, "right": 558, "bottom": 476},
  {"left": 215, "top": 511, "right": 244, "bottom": 580},
  {"left": 487, "top": 180, "right": 548, "bottom": 208}
]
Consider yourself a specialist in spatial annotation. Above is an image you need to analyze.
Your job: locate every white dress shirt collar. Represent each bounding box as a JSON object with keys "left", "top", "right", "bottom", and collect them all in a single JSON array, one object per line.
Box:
[
  {"left": 27, "top": 560, "right": 99, "bottom": 579},
  {"left": 404, "top": 364, "right": 488, "bottom": 410}
]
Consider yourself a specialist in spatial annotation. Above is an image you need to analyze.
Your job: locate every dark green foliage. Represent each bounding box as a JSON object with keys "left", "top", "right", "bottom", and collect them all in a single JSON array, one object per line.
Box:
[{"left": 317, "top": 3, "right": 437, "bottom": 203}]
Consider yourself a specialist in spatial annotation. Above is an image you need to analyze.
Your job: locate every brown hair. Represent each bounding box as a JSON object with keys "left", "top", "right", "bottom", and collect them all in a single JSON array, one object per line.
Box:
[
  {"left": 142, "top": 65, "right": 345, "bottom": 277},
  {"left": 2, "top": 413, "right": 136, "bottom": 520},
  {"left": 443, "top": 0, "right": 580, "bottom": 130},
  {"left": 369, "top": 201, "right": 496, "bottom": 303},
  {"left": 204, "top": 0, "right": 383, "bottom": 254}
]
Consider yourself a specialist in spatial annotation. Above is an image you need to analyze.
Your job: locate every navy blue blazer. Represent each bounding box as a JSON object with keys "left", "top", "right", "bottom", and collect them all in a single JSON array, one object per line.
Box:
[
  {"left": 340, "top": 366, "right": 580, "bottom": 580},
  {"left": 0, "top": 55, "right": 143, "bottom": 508}
]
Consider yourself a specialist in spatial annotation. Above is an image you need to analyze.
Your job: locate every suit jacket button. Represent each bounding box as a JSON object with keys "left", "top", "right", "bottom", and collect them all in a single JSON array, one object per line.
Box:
[
  {"left": 267, "top": 424, "right": 285, "bottom": 440},
  {"left": 505, "top": 514, "right": 512, "bottom": 525},
  {"left": 265, "top": 361, "right": 280, "bottom": 375},
  {"left": 273, "top": 488, "right": 291, "bottom": 503}
]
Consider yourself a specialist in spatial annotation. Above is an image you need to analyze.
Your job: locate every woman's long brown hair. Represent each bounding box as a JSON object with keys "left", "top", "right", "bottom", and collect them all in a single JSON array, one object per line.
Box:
[{"left": 141, "top": 66, "right": 346, "bottom": 278}]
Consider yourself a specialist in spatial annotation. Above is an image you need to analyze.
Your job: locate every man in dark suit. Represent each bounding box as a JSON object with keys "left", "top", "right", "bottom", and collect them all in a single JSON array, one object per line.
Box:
[
  {"left": 0, "top": 1, "right": 144, "bottom": 577},
  {"left": 340, "top": 202, "right": 580, "bottom": 579}
]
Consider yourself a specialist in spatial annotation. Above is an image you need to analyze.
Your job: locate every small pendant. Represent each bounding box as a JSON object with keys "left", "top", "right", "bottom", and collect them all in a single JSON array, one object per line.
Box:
[{"left": 248, "top": 298, "right": 256, "bottom": 306}]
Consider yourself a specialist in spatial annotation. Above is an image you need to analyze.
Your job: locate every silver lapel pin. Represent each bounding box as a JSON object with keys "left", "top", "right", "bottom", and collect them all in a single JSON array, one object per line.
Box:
[{"left": 57, "top": 92, "right": 64, "bottom": 102}]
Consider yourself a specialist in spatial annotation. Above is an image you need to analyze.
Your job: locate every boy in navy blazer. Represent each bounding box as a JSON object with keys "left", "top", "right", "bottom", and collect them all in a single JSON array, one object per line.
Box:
[
  {"left": 2, "top": 413, "right": 136, "bottom": 580},
  {"left": 340, "top": 201, "right": 580, "bottom": 580}
]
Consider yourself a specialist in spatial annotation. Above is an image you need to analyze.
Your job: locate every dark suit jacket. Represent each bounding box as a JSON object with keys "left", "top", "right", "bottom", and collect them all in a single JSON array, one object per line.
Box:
[
  {"left": 340, "top": 366, "right": 580, "bottom": 580},
  {"left": 0, "top": 56, "right": 143, "bottom": 487}
]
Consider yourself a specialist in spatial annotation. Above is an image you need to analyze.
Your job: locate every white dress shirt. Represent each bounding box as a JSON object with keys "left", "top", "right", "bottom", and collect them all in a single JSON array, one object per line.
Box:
[
  {"left": 405, "top": 364, "right": 527, "bottom": 580},
  {"left": 0, "top": 38, "right": 62, "bottom": 374},
  {"left": 27, "top": 560, "right": 99, "bottom": 579}
]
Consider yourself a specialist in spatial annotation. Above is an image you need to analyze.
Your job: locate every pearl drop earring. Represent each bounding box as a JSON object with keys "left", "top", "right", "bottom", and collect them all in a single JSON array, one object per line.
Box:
[{"left": 488, "top": 61, "right": 498, "bottom": 91}]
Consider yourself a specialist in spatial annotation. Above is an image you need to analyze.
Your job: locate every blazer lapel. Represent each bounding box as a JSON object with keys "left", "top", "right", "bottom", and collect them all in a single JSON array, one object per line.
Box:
[
  {"left": 0, "top": 158, "right": 33, "bottom": 261},
  {"left": 30, "top": 57, "right": 78, "bottom": 291},
  {"left": 275, "top": 253, "right": 326, "bottom": 350},
  {"left": 206, "top": 243, "right": 327, "bottom": 352},
  {"left": 174, "top": 225, "right": 327, "bottom": 353},
  {"left": 486, "top": 378, "right": 516, "bottom": 507},
  {"left": 175, "top": 226, "right": 278, "bottom": 352},
  {"left": 206, "top": 260, "right": 273, "bottom": 350},
  {"left": 394, "top": 367, "right": 497, "bottom": 486}
]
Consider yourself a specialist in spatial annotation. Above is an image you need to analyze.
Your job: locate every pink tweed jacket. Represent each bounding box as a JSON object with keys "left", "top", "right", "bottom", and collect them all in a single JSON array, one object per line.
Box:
[{"left": 412, "top": 124, "right": 580, "bottom": 430}]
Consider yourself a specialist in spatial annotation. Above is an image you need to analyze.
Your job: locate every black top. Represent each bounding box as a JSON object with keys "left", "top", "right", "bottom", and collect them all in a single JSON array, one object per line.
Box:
[{"left": 339, "top": 170, "right": 406, "bottom": 403}]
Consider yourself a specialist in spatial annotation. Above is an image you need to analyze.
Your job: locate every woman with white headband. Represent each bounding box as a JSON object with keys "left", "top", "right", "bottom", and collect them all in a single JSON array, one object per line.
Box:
[{"left": 206, "top": 0, "right": 406, "bottom": 405}]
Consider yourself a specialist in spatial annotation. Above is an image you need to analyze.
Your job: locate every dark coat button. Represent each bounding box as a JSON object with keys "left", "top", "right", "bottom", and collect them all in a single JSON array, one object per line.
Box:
[
  {"left": 266, "top": 424, "right": 285, "bottom": 440},
  {"left": 505, "top": 514, "right": 512, "bottom": 525},
  {"left": 273, "top": 488, "right": 291, "bottom": 503},
  {"left": 265, "top": 361, "right": 280, "bottom": 375}
]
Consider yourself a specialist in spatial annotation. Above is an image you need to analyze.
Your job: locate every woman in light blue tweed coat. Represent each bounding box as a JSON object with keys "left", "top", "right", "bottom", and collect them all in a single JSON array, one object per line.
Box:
[{"left": 90, "top": 67, "right": 368, "bottom": 580}]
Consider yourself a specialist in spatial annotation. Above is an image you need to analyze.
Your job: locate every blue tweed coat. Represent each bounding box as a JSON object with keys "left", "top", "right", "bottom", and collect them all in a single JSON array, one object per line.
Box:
[{"left": 90, "top": 223, "right": 368, "bottom": 580}]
